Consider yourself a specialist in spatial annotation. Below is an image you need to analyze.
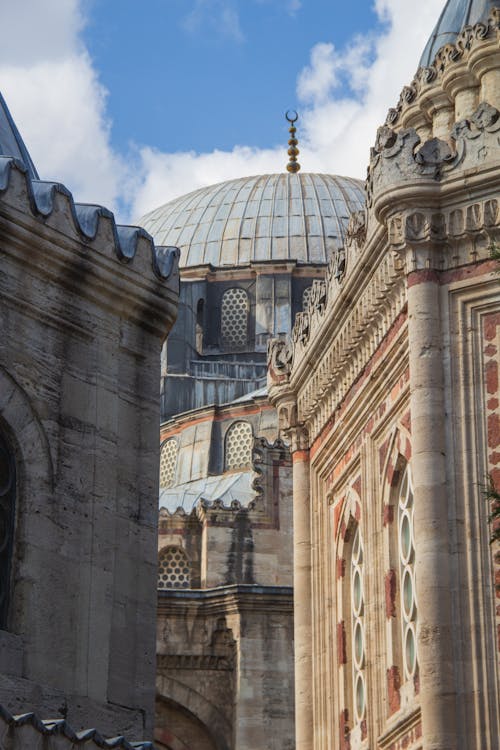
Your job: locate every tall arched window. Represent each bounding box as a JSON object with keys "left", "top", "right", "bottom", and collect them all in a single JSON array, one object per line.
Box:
[
  {"left": 159, "top": 439, "right": 178, "bottom": 489},
  {"left": 350, "top": 526, "right": 366, "bottom": 727},
  {"left": 0, "top": 431, "right": 16, "bottom": 629},
  {"left": 398, "top": 466, "right": 418, "bottom": 680},
  {"left": 225, "top": 421, "right": 253, "bottom": 471},
  {"left": 220, "top": 288, "right": 248, "bottom": 351},
  {"left": 158, "top": 546, "right": 191, "bottom": 589}
]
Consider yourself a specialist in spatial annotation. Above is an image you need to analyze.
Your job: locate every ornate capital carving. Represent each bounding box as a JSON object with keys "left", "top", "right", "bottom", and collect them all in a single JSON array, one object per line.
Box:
[
  {"left": 267, "top": 334, "right": 294, "bottom": 383},
  {"left": 276, "top": 400, "right": 310, "bottom": 453}
]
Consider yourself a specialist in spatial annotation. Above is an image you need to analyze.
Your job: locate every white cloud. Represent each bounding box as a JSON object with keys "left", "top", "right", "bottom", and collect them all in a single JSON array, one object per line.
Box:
[
  {"left": 0, "top": 0, "right": 127, "bottom": 211},
  {"left": 183, "top": 0, "right": 244, "bottom": 43},
  {"left": 131, "top": 0, "right": 445, "bottom": 219},
  {"left": 287, "top": 0, "right": 302, "bottom": 16},
  {"left": 0, "top": 0, "right": 445, "bottom": 224}
]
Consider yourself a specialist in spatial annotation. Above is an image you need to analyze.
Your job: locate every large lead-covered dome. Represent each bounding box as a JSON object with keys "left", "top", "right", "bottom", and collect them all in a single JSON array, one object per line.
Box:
[{"left": 140, "top": 173, "right": 365, "bottom": 268}]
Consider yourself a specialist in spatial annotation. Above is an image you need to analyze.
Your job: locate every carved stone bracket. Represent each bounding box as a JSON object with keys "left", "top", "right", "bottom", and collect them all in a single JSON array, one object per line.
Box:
[
  {"left": 276, "top": 399, "right": 310, "bottom": 453},
  {"left": 369, "top": 102, "right": 500, "bottom": 212},
  {"left": 267, "top": 334, "right": 294, "bottom": 383}
]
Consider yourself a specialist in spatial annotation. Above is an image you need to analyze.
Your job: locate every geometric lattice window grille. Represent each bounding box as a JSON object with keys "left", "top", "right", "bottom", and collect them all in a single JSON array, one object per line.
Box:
[
  {"left": 351, "top": 526, "right": 366, "bottom": 725},
  {"left": 398, "top": 466, "right": 418, "bottom": 680},
  {"left": 225, "top": 421, "right": 253, "bottom": 471},
  {"left": 159, "top": 439, "right": 177, "bottom": 489},
  {"left": 158, "top": 546, "right": 191, "bottom": 589},
  {"left": 302, "top": 285, "right": 313, "bottom": 312},
  {"left": 0, "top": 430, "right": 16, "bottom": 629},
  {"left": 221, "top": 288, "right": 248, "bottom": 351}
]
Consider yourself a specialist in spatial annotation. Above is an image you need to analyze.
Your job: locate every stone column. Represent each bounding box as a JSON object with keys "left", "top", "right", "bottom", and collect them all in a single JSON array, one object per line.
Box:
[
  {"left": 406, "top": 265, "right": 457, "bottom": 750},
  {"left": 290, "top": 425, "right": 313, "bottom": 750}
]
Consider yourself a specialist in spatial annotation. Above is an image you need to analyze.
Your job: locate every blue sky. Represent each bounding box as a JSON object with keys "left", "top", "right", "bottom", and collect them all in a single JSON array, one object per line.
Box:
[
  {"left": 0, "top": 0, "right": 445, "bottom": 221},
  {"left": 83, "top": 0, "right": 382, "bottom": 155}
]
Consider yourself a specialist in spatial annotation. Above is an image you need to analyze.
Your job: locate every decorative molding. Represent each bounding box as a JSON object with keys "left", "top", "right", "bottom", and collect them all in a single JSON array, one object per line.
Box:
[
  {"left": 157, "top": 653, "right": 234, "bottom": 672},
  {"left": 384, "top": 9, "right": 500, "bottom": 130},
  {"left": 369, "top": 102, "right": 500, "bottom": 215}
]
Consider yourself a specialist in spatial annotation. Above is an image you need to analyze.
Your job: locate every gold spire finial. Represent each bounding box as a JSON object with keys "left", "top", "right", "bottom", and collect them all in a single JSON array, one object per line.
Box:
[{"left": 285, "top": 110, "right": 301, "bottom": 173}]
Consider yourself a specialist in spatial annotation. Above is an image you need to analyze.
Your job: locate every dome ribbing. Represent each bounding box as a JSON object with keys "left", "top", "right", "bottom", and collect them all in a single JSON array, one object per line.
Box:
[{"left": 139, "top": 173, "right": 365, "bottom": 269}]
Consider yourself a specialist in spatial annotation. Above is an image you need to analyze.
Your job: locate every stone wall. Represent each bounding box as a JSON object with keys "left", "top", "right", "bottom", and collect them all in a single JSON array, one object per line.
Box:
[{"left": 0, "top": 156, "right": 179, "bottom": 738}]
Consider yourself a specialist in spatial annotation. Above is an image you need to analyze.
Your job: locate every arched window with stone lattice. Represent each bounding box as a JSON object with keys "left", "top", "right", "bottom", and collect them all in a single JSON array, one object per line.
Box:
[
  {"left": 220, "top": 287, "right": 249, "bottom": 351},
  {"left": 384, "top": 457, "right": 419, "bottom": 714},
  {"left": 302, "top": 285, "right": 313, "bottom": 312},
  {"left": 159, "top": 439, "right": 178, "bottom": 489},
  {"left": 397, "top": 465, "right": 418, "bottom": 683},
  {"left": 0, "top": 429, "right": 16, "bottom": 629},
  {"left": 158, "top": 546, "right": 191, "bottom": 589},
  {"left": 225, "top": 421, "right": 253, "bottom": 471},
  {"left": 335, "top": 490, "right": 368, "bottom": 745}
]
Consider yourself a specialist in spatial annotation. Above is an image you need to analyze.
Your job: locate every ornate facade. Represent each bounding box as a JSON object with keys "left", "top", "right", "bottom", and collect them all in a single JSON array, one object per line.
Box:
[{"left": 268, "top": 2, "right": 500, "bottom": 748}]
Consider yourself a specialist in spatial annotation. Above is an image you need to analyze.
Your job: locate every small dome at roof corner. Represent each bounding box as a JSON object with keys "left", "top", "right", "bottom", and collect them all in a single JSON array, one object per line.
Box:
[
  {"left": 138, "top": 172, "right": 365, "bottom": 269},
  {"left": 419, "top": 0, "right": 500, "bottom": 68}
]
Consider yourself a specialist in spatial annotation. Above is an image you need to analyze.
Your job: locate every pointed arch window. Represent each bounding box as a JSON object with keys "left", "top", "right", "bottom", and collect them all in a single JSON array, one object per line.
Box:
[
  {"left": 0, "top": 431, "right": 16, "bottom": 629},
  {"left": 221, "top": 288, "right": 249, "bottom": 351}
]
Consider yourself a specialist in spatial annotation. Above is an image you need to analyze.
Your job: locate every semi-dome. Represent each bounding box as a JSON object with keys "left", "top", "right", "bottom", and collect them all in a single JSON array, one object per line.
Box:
[
  {"left": 140, "top": 172, "right": 365, "bottom": 269},
  {"left": 420, "top": 0, "right": 500, "bottom": 68}
]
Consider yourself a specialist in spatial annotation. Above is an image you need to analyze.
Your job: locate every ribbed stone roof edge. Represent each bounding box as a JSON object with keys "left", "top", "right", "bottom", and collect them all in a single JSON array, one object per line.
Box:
[
  {"left": 0, "top": 156, "right": 179, "bottom": 281},
  {"left": 420, "top": 0, "right": 500, "bottom": 67},
  {"left": 0, "top": 705, "right": 154, "bottom": 750}
]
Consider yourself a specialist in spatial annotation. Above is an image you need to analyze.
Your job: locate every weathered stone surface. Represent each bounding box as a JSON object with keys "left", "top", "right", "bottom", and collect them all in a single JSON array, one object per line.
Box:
[{"left": 0, "top": 156, "right": 179, "bottom": 738}]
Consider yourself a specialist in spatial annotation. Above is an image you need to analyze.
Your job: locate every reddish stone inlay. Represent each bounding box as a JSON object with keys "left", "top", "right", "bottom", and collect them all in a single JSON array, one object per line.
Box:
[
  {"left": 484, "top": 312, "right": 500, "bottom": 342},
  {"left": 486, "top": 360, "right": 499, "bottom": 395},
  {"left": 383, "top": 504, "right": 394, "bottom": 526},
  {"left": 339, "top": 709, "right": 351, "bottom": 750},
  {"left": 385, "top": 569, "right": 397, "bottom": 618},
  {"left": 386, "top": 665, "right": 401, "bottom": 715},
  {"left": 337, "top": 621, "right": 347, "bottom": 664},
  {"left": 488, "top": 413, "right": 500, "bottom": 449}
]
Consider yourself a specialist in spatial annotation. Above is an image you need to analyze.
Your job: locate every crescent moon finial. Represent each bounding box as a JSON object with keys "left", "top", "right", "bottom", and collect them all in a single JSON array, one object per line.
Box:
[{"left": 285, "top": 110, "right": 301, "bottom": 173}]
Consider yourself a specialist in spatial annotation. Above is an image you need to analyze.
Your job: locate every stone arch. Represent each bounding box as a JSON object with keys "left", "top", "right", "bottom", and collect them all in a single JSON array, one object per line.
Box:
[
  {"left": 0, "top": 366, "right": 54, "bottom": 631},
  {"left": 334, "top": 485, "right": 365, "bottom": 741},
  {"left": 379, "top": 424, "right": 415, "bottom": 714},
  {"left": 156, "top": 676, "right": 231, "bottom": 750},
  {"left": 0, "top": 366, "right": 54, "bottom": 495},
  {"left": 156, "top": 697, "right": 217, "bottom": 750}
]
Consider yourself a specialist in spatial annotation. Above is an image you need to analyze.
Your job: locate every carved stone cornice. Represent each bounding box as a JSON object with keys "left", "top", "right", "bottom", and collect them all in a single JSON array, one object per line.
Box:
[
  {"left": 295, "top": 252, "right": 406, "bottom": 440},
  {"left": 385, "top": 9, "right": 500, "bottom": 131},
  {"left": 368, "top": 102, "right": 500, "bottom": 219},
  {"left": 388, "top": 198, "right": 500, "bottom": 271}
]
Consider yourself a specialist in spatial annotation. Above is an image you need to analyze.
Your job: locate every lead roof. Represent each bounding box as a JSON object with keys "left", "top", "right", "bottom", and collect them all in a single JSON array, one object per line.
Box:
[
  {"left": 420, "top": 0, "right": 500, "bottom": 67},
  {"left": 140, "top": 173, "right": 365, "bottom": 268}
]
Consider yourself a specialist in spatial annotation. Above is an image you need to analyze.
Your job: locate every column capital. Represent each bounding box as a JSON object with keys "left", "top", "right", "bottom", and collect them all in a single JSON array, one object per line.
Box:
[{"left": 276, "top": 397, "right": 310, "bottom": 453}]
